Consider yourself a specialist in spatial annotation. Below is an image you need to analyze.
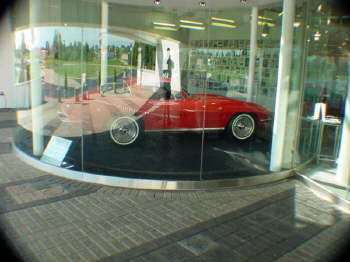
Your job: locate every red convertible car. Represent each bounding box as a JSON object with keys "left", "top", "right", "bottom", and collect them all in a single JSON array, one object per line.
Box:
[{"left": 108, "top": 88, "right": 271, "bottom": 145}]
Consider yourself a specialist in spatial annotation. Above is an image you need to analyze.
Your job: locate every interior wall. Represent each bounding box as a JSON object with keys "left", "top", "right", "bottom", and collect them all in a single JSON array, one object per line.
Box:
[{"left": 0, "top": 12, "right": 16, "bottom": 108}]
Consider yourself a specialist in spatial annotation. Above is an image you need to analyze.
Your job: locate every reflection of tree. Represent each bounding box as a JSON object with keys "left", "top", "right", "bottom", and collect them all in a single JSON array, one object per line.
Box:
[
  {"left": 45, "top": 41, "right": 50, "bottom": 56},
  {"left": 131, "top": 42, "right": 156, "bottom": 70},
  {"left": 15, "top": 32, "right": 29, "bottom": 83},
  {"left": 131, "top": 42, "right": 140, "bottom": 67},
  {"left": 52, "top": 30, "right": 62, "bottom": 60}
]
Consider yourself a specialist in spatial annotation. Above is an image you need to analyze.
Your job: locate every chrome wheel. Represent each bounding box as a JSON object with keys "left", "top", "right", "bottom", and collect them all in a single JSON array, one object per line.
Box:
[
  {"left": 109, "top": 116, "right": 139, "bottom": 145},
  {"left": 231, "top": 114, "right": 255, "bottom": 140}
]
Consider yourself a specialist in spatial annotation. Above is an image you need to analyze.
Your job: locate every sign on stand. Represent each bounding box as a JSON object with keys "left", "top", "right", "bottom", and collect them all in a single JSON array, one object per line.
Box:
[{"left": 41, "top": 136, "right": 72, "bottom": 167}]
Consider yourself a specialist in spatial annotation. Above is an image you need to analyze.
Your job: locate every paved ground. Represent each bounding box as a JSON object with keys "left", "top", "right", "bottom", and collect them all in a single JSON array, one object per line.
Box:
[{"left": 0, "top": 109, "right": 350, "bottom": 262}]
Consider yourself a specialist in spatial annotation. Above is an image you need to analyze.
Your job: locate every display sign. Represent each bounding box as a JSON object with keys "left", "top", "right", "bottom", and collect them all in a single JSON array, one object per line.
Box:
[{"left": 41, "top": 136, "right": 72, "bottom": 166}]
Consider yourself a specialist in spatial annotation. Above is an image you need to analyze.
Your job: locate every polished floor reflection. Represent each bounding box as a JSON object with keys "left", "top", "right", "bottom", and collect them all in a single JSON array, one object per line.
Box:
[{"left": 15, "top": 126, "right": 271, "bottom": 180}]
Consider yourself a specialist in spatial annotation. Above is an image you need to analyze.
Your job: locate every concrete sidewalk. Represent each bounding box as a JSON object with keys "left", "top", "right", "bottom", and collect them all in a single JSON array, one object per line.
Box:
[{"left": 0, "top": 110, "right": 349, "bottom": 262}]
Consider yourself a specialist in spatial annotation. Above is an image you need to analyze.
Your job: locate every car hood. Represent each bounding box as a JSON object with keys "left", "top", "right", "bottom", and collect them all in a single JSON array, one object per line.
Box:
[
  {"left": 193, "top": 93, "right": 238, "bottom": 102},
  {"left": 193, "top": 93, "right": 271, "bottom": 114}
]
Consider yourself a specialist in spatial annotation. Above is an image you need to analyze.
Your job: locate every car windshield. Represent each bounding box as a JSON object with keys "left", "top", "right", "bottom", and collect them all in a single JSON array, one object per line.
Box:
[{"left": 182, "top": 87, "right": 196, "bottom": 98}]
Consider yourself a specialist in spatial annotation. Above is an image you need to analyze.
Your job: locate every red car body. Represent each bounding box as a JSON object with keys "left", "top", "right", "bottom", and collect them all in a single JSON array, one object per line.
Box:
[
  {"left": 136, "top": 89, "right": 271, "bottom": 132},
  {"left": 59, "top": 83, "right": 271, "bottom": 144}
]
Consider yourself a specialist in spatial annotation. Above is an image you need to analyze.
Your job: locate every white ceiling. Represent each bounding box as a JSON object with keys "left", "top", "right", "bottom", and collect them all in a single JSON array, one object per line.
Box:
[{"left": 104, "top": 0, "right": 281, "bottom": 9}]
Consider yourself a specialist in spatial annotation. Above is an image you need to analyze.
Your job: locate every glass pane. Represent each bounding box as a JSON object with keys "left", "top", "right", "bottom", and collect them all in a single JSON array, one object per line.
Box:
[
  {"left": 295, "top": 0, "right": 347, "bottom": 168},
  {"left": 78, "top": 2, "right": 209, "bottom": 180},
  {"left": 201, "top": 5, "right": 277, "bottom": 179},
  {"left": 13, "top": 2, "right": 84, "bottom": 171}
]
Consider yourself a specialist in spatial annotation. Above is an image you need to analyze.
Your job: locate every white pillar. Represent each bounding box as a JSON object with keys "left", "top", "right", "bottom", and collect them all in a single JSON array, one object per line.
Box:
[
  {"left": 0, "top": 12, "right": 16, "bottom": 108},
  {"left": 154, "top": 42, "right": 163, "bottom": 89},
  {"left": 30, "top": 0, "right": 44, "bottom": 156},
  {"left": 247, "top": 6, "right": 258, "bottom": 102},
  {"left": 100, "top": 1, "right": 108, "bottom": 89},
  {"left": 282, "top": 7, "right": 308, "bottom": 168},
  {"left": 136, "top": 47, "right": 142, "bottom": 85},
  {"left": 336, "top": 56, "right": 350, "bottom": 186},
  {"left": 269, "top": 0, "right": 295, "bottom": 172}
]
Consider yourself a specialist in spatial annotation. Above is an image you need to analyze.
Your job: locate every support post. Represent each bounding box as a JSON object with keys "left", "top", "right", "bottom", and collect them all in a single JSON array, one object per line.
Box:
[
  {"left": 136, "top": 47, "right": 142, "bottom": 86},
  {"left": 154, "top": 42, "right": 163, "bottom": 89},
  {"left": 30, "top": 0, "right": 44, "bottom": 156},
  {"left": 247, "top": 6, "right": 258, "bottom": 102},
  {"left": 100, "top": 1, "right": 108, "bottom": 93},
  {"left": 269, "top": 0, "right": 296, "bottom": 172},
  {"left": 336, "top": 55, "right": 350, "bottom": 186},
  {"left": 282, "top": 4, "right": 309, "bottom": 168}
]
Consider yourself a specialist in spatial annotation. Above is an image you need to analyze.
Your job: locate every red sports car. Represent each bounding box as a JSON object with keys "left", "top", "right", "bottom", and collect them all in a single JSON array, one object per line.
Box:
[{"left": 108, "top": 88, "right": 271, "bottom": 145}]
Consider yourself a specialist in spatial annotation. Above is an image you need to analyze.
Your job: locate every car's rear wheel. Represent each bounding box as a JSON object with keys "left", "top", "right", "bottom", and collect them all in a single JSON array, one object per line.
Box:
[
  {"left": 109, "top": 115, "right": 141, "bottom": 145},
  {"left": 228, "top": 113, "right": 255, "bottom": 140}
]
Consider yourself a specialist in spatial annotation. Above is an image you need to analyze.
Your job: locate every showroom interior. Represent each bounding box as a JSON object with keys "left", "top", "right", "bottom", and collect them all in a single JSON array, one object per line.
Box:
[{"left": 0, "top": 0, "right": 349, "bottom": 197}]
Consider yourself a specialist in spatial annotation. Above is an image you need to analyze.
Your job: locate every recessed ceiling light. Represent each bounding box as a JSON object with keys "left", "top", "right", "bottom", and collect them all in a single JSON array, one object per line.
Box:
[
  {"left": 180, "top": 19, "right": 204, "bottom": 25},
  {"left": 153, "top": 22, "right": 176, "bottom": 27},
  {"left": 293, "top": 22, "right": 301, "bottom": 28},
  {"left": 211, "top": 17, "right": 235, "bottom": 24},
  {"left": 180, "top": 24, "right": 205, "bottom": 30},
  {"left": 154, "top": 26, "right": 178, "bottom": 31},
  {"left": 211, "top": 22, "right": 237, "bottom": 28}
]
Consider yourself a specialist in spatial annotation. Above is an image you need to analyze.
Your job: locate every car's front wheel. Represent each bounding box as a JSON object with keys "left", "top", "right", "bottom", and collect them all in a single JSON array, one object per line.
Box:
[
  {"left": 227, "top": 113, "right": 255, "bottom": 140},
  {"left": 109, "top": 115, "right": 141, "bottom": 145}
]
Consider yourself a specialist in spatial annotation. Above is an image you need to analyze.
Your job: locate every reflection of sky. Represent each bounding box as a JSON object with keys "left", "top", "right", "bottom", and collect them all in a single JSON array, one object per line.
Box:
[{"left": 15, "top": 27, "right": 134, "bottom": 49}]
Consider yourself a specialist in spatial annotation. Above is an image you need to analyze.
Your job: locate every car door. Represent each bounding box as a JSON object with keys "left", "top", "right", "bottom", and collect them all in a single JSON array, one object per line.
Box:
[
  {"left": 202, "top": 97, "right": 226, "bottom": 128},
  {"left": 142, "top": 94, "right": 183, "bottom": 130},
  {"left": 181, "top": 96, "right": 205, "bottom": 129}
]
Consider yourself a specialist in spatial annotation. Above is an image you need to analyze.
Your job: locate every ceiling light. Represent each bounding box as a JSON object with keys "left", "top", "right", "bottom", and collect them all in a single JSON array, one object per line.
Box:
[
  {"left": 180, "top": 19, "right": 203, "bottom": 25},
  {"left": 314, "top": 31, "right": 321, "bottom": 41},
  {"left": 199, "top": 1, "right": 206, "bottom": 7},
  {"left": 153, "top": 26, "right": 178, "bottom": 31},
  {"left": 154, "top": 0, "right": 160, "bottom": 6},
  {"left": 180, "top": 24, "right": 205, "bottom": 30},
  {"left": 257, "top": 21, "right": 275, "bottom": 27},
  {"left": 293, "top": 22, "right": 301, "bottom": 28},
  {"left": 258, "top": 16, "right": 273, "bottom": 21},
  {"left": 261, "top": 25, "right": 269, "bottom": 38},
  {"left": 240, "top": 0, "right": 247, "bottom": 4},
  {"left": 211, "top": 17, "right": 235, "bottom": 23},
  {"left": 211, "top": 22, "right": 237, "bottom": 28},
  {"left": 153, "top": 22, "right": 176, "bottom": 27}
]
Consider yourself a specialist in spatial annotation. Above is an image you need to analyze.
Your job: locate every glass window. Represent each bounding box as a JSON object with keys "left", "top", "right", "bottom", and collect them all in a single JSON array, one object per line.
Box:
[{"left": 11, "top": 0, "right": 349, "bottom": 184}]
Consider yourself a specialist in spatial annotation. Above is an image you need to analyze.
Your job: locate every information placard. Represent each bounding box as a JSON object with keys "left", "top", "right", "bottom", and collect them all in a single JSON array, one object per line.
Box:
[{"left": 41, "top": 136, "right": 72, "bottom": 166}]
